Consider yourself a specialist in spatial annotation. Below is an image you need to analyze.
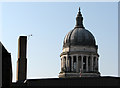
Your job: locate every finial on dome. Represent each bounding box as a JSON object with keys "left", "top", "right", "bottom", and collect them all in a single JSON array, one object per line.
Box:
[
  {"left": 75, "top": 7, "right": 84, "bottom": 28},
  {"left": 79, "top": 7, "right": 80, "bottom": 12}
]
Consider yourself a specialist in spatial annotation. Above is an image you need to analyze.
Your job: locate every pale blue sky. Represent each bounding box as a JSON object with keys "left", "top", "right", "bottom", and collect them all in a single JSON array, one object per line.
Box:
[{"left": 1, "top": 2, "right": 118, "bottom": 82}]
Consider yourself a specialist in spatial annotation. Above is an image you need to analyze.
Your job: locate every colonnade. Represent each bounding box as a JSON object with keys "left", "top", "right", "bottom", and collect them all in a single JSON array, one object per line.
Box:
[{"left": 61, "top": 54, "right": 98, "bottom": 73}]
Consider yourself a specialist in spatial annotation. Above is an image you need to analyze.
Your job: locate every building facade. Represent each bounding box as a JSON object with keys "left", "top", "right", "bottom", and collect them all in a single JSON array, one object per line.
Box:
[
  {"left": 59, "top": 8, "right": 100, "bottom": 78},
  {"left": 0, "top": 42, "right": 12, "bottom": 88}
]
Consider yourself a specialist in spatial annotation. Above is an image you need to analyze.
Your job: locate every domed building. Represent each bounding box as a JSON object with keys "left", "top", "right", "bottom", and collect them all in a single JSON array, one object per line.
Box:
[{"left": 59, "top": 8, "right": 101, "bottom": 78}]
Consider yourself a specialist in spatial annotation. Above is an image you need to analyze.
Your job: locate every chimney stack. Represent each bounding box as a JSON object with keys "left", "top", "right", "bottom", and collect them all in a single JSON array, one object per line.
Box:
[{"left": 16, "top": 36, "right": 27, "bottom": 82}]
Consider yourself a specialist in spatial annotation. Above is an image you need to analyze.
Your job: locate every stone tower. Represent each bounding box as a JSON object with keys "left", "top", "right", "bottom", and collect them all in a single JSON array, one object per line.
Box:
[
  {"left": 59, "top": 8, "right": 100, "bottom": 78},
  {"left": 16, "top": 36, "right": 27, "bottom": 82}
]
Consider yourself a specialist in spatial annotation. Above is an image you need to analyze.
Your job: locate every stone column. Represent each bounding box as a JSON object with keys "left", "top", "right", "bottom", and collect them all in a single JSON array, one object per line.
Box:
[
  {"left": 63, "top": 57, "right": 65, "bottom": 71},
  {"left": 81, "top": 55, "right": 83, "bottom": 72},
  {"left": 71, "top": 56, "right": 73, "bottom": 71},
  {"left": 62, "top": 57, "right": 64, "bottom": 68},
  {"left": 95, "top": 56, "right": 97, "bottom": 72},
  {"left": 76, "top": 55, "right": 79, "bottom": 72},
  {"left": 67, "top": 56, "right": 69, "bottom": 71},
  {"left": 90, "top": 56, "right": 91, "bottom": 71},
  {"left": 61, "top": 58, "right": 64, "bottom": 72},
  {"left": 68, "top": 56, "right": 71, "bottom": 71},
  {"left": 66, "top": 55, "right": 68, "bottom": 71},
  {"left": 61, "top": 58, "right": 62, "bottom": 71},
  {"left": 86, "top": 56, "right": 88, "bottom": 72},
  {"left": 64, "top": 57, "right": 66, "bottom": 71},
  {"left": 97, "top": 57, "right": 99, "bottom": 72},
  {"left": 91, "top": 55, "right": 93, "bottom": 71},
  {"left": 67, "top": 55, "right": 70, "bottom": 71}
]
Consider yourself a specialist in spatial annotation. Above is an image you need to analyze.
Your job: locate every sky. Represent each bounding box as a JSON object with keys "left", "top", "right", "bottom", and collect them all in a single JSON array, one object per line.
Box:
[{"left": 0, "top": 2, "right": 118, "bottom": 82}]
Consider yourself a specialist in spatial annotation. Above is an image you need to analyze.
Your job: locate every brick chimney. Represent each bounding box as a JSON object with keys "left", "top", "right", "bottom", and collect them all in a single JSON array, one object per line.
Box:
[{"left": 16, "top": 36, "right": 27, "bottom": 82}]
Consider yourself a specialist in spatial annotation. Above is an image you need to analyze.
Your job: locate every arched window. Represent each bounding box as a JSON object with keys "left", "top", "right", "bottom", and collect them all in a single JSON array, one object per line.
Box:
[
  {"left": 68, "top": 56, "right": 71, "bottom": 72},
  {"left": 88, "top": 56, "right": 91, "bottom": 72},
  {"left": 96, "top": 57, "right": 98, "bottom": 71},
  {"left": 83, "top": 56, "right": 86, "bottom": 72},
  {"left": 78, "top": 56, "right": 81, "bottom": 72},
  {"left": 63, "top": 56, "right": 66, "bottom": 71},
  {"left": 93, "top": 57, "right": 96, "bottom": 71},
  {"left": 73, "top": 56, "right": 76, "bottom": 72}
]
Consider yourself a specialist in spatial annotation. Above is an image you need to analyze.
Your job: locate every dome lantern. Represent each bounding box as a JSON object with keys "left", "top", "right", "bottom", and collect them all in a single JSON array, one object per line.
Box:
[{"left": 75, "top": 7, "right": 84, "bottom": 28}]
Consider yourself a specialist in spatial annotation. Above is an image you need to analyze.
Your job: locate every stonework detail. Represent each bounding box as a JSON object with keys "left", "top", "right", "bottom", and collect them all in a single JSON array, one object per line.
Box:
[{"left": 59, "top": 8, "right": 100, "bottom": 78}]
